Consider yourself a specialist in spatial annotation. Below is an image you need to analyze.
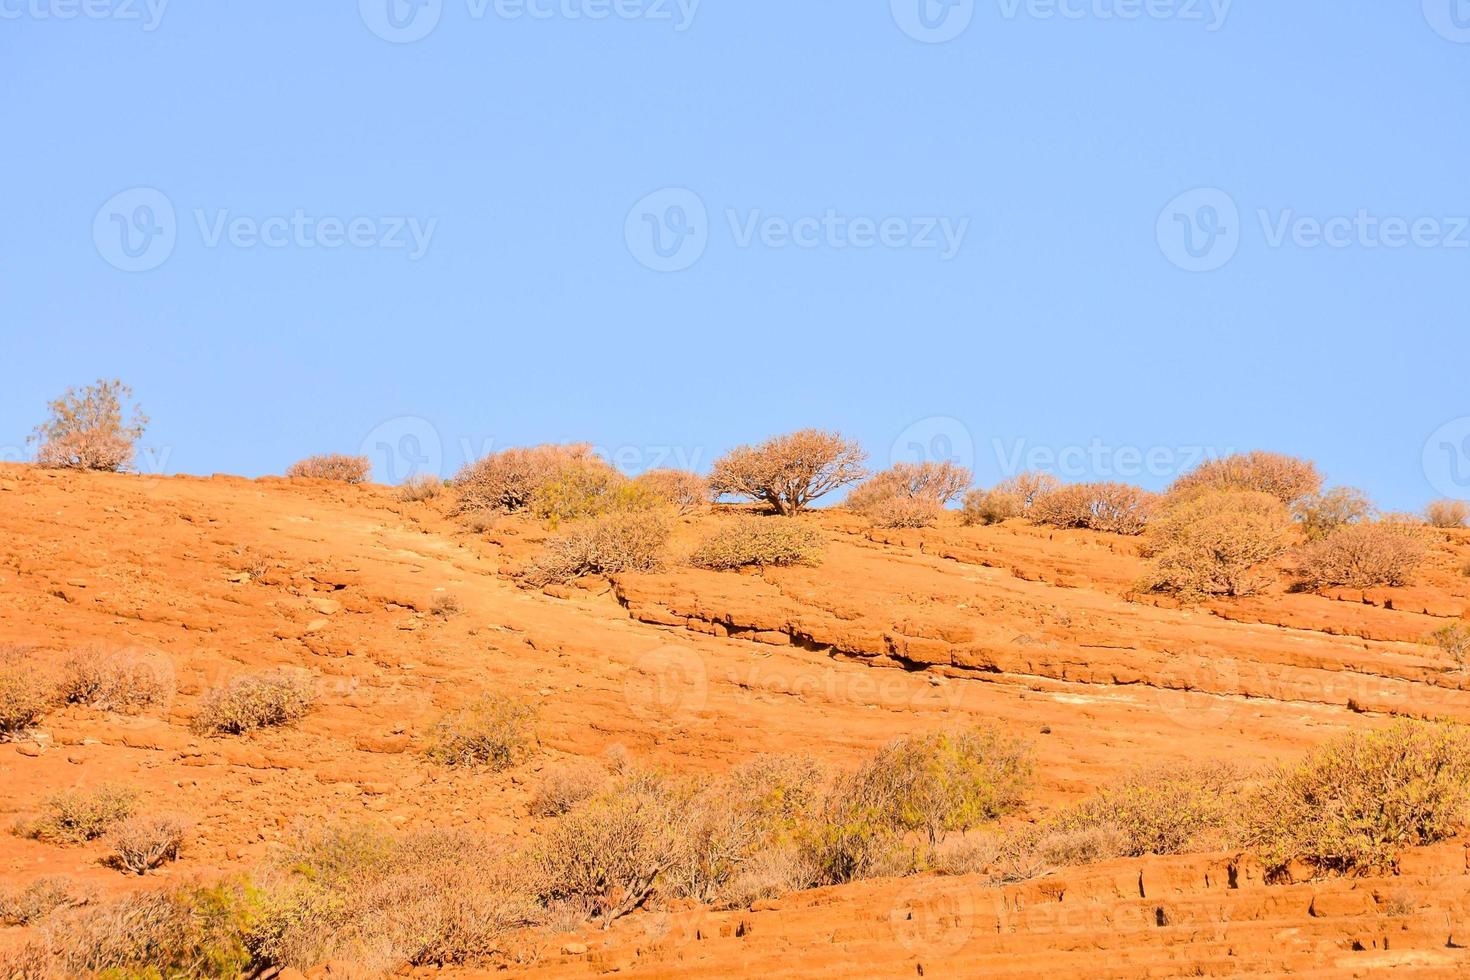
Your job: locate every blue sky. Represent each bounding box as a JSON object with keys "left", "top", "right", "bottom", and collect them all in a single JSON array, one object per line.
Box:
[{"left": 3, "top": 1, "right": 1467, "bottom": 509}]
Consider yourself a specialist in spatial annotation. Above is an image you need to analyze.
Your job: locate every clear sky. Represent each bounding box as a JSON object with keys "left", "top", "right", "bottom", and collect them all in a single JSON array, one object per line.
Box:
[{"left": 3, "top": 1, "right": 1467, "bottom": 509}]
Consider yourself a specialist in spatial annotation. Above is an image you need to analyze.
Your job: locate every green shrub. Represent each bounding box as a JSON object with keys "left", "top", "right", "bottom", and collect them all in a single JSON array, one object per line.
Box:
[
  {"left": 525, "top": 509, "right": 671, "bottom": 584},
  {"left": 1050, "top": 763, "right": 1242, "bottom": 857},
  {"left": 192, "top": 671, "right": 316, "bottom": 736},
  {"left": 21, "top": 784, "right": 139, "bottom": 844},
  {"left": 529, "top": 457, "right": 630, "bottom": 524},
  {"left": 1241, "top": 721, "right": 1470, "bottom": 876},
  {"left": 285, "top": 454, "right": 371, "bottom": 483},
  {"left": 425, "top": 693, "right": 537, "bottom": 769},
  {"left": 688, "top": 516, "right": 824, "bottom": 570}
]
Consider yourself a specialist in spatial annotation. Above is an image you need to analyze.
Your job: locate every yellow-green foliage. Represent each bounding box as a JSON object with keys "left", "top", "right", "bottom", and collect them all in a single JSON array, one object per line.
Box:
[
  {"left": 22, "top": 784, "right": 139, "bottom": 844},
  {"left": 1050, "top": 763, "right": 1242, "bottom": 857},
  {"left": 530, "top": 458, "right": 647, "bottom": 524},
  {"left": 688, "top": 516, "right": 824, "bottom": 570},
  {"left": 1242, "top": 720, "right": 1470, "bottom": 876},
  {"left": 425, "top": 693, "right": 537, "bottom": 769}
]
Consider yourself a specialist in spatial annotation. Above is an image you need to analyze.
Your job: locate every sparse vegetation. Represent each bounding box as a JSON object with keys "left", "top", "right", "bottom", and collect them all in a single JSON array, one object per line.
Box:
[
  {"left": 1049, "top": 763, "right": 1242, "bottom": 857},
  {"left": 631, "top": 468, "right": 709, "bottom": 515},
  {"left": 845, "top": 462, "right": 971, "bottom": 516},
  {"left": 425, "top": 693, "right": 537, "bottom": 769},
  {"left": 397, "top": 473, "right": 443, "bottom": 502},
  {"left": 1429, "top": 622, "right": 1470, "bottom": 672},
  {"left": 1295, "top": 521, "right": 1427, "bottom": 589},
  {"left": 961, "top": 488, "right": 1021, "bottom": 526},
  {"left": 192, "top": 671, "right": 316, "bottom": 736},
  {"left": 107, "top": 813, "right": 189, "bottom": 874},
  {"left": 530, "top": 759, "right": 608, "bottom": 817},
  {"left": 1028, "top": 481, "right": 1158, "bottom": 535},
  {"left": 867, "top": 495, "right": 945, "bottom": 529},
  {"left": 452, "top": 443, "right": 599, "bottom": 514},
  {"left": 0, "top": 876, "right": 92, "bottom": 926},
  {"left": 688, "top": 516, "right": 824, "bottom": 570},
  {"left": 285, "top": 454, "right": 371, "bottom": 483},
  {"left": 20, "top": 784, "right": 139, "bottom": 844},
  {"left": 708, "top": 429, "right": 867, "bottom": 515},
  {"left": 0, "top": 651, "right": 49, "bottom": 740},
  {"left": 1141, "top": 490, "right": 1295, "bottom": 598},
  {"left": 1168, "top": 451, "right": 1323, "bottom": 507},
  {"left": 1426, "top": 499, "right": 1470, "bottom": 529},
  {"left": 31, "top": 378, "right": 148, "bottom": 472},
  {"left": 529, "top": 455, "right": 631, "bottom": 524},
  {"left": 525, "top": 509, "right": 671, "bottom": 584},
  {"left": 1241, "top": 721, "right": 1470, "bottom": 876},
  {"left": 1293, "top": 487, "right": 1373, "bottom": 541},
  {"left": 58, "top": 647, "right": 170, "bottom": 713},
  {"left": 430, "top": 593, "right": 462, "bottom": 619}
]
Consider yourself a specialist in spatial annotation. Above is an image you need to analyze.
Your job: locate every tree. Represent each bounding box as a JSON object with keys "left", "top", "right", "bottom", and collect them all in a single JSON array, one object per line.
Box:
[
  {"left": 31, "top": 379, "right": 148, "bottom": 472},
  {"left": 845, "top": 461, "right": 971, "bottom": 515},
  {"left": 707, "top": 429, "right": 867, "bottom": 515}
]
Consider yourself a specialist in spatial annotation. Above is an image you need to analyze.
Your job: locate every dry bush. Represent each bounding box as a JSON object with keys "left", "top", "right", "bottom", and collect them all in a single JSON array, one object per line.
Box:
[
  {"left": 1168, "top": 451, "right": 1322, "bottom": 506},
  {"left": 1430, "top": 622, "right": 1470, "bottom": 671},
  {"left": 932, "top": 834, "right": 1002, "bottom": 876},
  {"left": 0, "top": 652, "right": 49, "bottom": 740},
  {"left": 1241, "top": 720, "right": 1470, "bottom": 876},
  {"left": 285, "top": 454, "right": 371, "bottom": 483},
  {"left": 845, "top": 462, "right": 972, "bottom": 515},
  {"left": 688, "top": 516, "right": 825, "bottom": 570},
  {"left": 1293, "top": 487, "right": 1374, "bottom": 541},
  {"left": 397, "top": 474, "right": 443, "bottom": 502},
  {"left": 525, "top": 509, "right": 671, "bottom": 584},
  {"left": 30, "top": 378, "right": 147, "bottom": 472},
  {"left": 250, "top": 825, "right": 540, "bottom": 972},
  {"left": 430, "top": 593, "right": 462, "bottom": 619},
  {"left": 1032, "top": 823, "right": 1131, "bottom": 867},
  {"left": 1141, "top": 490, "right": 1295, "bottom": 598},
  {"left": 1426, "top": 499, "right": 1470, "bottom": 529},
  {"left": 1028, "top": 482, "right": 1158, "bottom": 535},
  {"left": 995, "top": 472, "right": 1063, "bottom": 509},
  {"left": 452, "top": 443, "right": 598, "bottom": 514},
  {"left": 9, "top": 882, "right": 254, "bottom": 979},
  {"left": 0, "top": 876, "right": 93, "bottom": 926},
  {"left": 868, "top": 496, "right": 944, "bottom": 529},
  {"left": 107, "top": 813, "right": 189, "bottom": 875},
  {"left": 961, "top": 488, "right": 1022, "bottom": 526},
  {"left": 21, "top": 784, "right": 139, "bottom": 844},
  {"left": 531, "top": 759, "right": 608, "bottom": 817},
  {"left": 1295, "top": 521, "right": 1427, "bottom": 589},
  {"left": 1049, "top": 763, "right": 1242, "bottom": 857},
  {"left": 708, "top": 429, "right": 867, "bottom": 515},
  {"left": 632, "top": 469, "right": 709, "bottom": 515},
  {"left": 58, "top": 647, "right": 170, "bottom": 713},
  {"left": 426, "top": 693, "right": 537, "bottom": 769},
  {"left": 192, "top": 671, "right": 316, "bottom": 736}
]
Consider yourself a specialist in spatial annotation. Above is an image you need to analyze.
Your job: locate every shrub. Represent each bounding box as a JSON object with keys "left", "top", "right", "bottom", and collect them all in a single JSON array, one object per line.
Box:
[
  {"left": 1241, "top": 721, "right": 1470, "bottom": 876},
  {"left": 632, "top": 469, "right": 709, "bottom": 515},
  {"left": 425, "top": 693, "right": 537, "bottom": 769},
  {"left": 1295, "top": 521, "right": 1427, "bottom": 589},
  {"left": 192, "top": 671, "right": 316, "bottom": 736},
  {"left": 21, "top": 784, "right": 139, "bottom": 844},
  {"left": 0, "top": 653, "right": 49, "bottom": 740},
  {"left": 285, "top": 454, "right": 371, "bottom": 483},
  {"left": 529, "top": 456, "right": 631, "bottom": 524},
  {"left": 1168, "top": 451, "right": 1322, "bottom": 506},
  {"left": 430, "top": 593, "right": 462, "bottom": 619},
  {"left": 1293, "top": 487, "right": 1374, "bottom": 541},
  {"left": 845, "top": 462, "right": 971, "bottom": 515},
  {"left": 530, "top": 759, "right": 607, "bottom": 817},
  {"left": 11, "top": 882, "right": 254, "bottom": 979},
  {"left": 397, "top": 474, "right": 443, "bottom": 502},
  {"left": 1028, "top": 482, "right": 1158, "bottom": 535},
  {"left": 58, "top": 647, "right": 170, "bottom": 713},
  {"left": 107, "top": 813, "right": 189, "bottom": 874},
  {"left": 708, "top": 429, "right": 867, "bottom": 515},
  {"left": 868, "top": 495, "right": 945, "bottom": 529},
  {"left": 0, "top": 876, "right": 92, "bottom": 926},
  {"left": 452, "top": 443, "right": 598, "bottom": 514},
  {"left": 1050, "top": 763, "right": 1242, "bottom": 857},
  {"left": 1429, "top": 622, "right": 1470, "bottom": 672},
  {"left": 994, "top": 472, "right": 1062, "bottom": 510},
  {"left": 688, "top": 516, "right": 824, "bottom": 570},
  {"left": 525, "top": 509, "right": 671, "bottom": 584},
  {"left": 30, "top": 378, "right": 147, "bottom": 472},
  {"left": 961, "top": 488, "right": 1022, "bottom": 526},
  {"left": 1141, "top": 490, "right": 1295, "bottom": 598},
  {"left": 1426, "top": 499, "right": 1470, "bottom": 529}
]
